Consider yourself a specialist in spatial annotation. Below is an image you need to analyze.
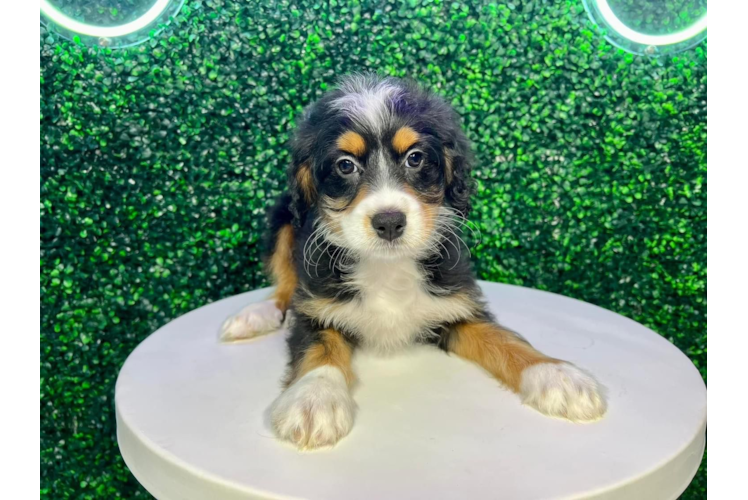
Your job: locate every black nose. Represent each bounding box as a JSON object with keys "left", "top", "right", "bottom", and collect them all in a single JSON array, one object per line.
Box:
[{"left": 371, "top": 211, "right": 407, "bottom": 242}]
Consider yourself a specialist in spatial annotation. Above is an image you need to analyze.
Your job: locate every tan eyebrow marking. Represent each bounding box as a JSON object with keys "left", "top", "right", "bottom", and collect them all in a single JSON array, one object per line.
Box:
[
  {"left": 392, "top": 126, "right": 420, "bottom": 154},
  {"left": 336, "top": 131, "right": 367, "bottom": 156}
]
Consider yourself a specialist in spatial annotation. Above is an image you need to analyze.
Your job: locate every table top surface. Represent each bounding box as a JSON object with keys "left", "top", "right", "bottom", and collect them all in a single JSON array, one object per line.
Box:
[{"left": 116, "top": 281, "right": 706, "bottom": 500}]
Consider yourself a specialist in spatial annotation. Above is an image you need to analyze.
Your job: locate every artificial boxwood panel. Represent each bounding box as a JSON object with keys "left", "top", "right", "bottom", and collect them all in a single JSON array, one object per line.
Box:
[{"left": 40, "top": 1, "right": 706, "bottom": 498}]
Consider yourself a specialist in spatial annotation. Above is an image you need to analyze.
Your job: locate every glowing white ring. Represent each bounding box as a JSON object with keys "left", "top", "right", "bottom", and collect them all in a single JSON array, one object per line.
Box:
[
  {"left": 40, "top": 0, "right": 172, "bottom": 38},
  {"left": 596, "top": 0, "right": 706, "bottom": 46}
]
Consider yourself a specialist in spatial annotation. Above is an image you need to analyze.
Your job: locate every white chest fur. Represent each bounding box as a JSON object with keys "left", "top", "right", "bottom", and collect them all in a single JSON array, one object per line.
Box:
[{"left": 314, "top": 258, "right": 476, "bottom": 352}]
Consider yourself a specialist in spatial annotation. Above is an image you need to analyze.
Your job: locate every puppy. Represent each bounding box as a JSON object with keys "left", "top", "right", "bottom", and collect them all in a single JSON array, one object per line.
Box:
[{"left": 221, "top": 75, "right": 607, "bottom": 450}]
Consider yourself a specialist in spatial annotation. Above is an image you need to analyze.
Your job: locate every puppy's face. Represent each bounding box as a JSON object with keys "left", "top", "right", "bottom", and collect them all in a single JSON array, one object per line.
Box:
[
  {"left": 318, "top": 124, "right": 446, "bottom": 259},
  {"left": 290, "top": 76, "right": 472, "bottom": 260}
]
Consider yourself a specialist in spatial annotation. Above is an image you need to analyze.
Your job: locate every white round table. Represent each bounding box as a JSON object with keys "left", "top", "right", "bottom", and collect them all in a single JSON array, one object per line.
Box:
[{"left": 116, "top": 281, "right": 706, "bottom": 500}]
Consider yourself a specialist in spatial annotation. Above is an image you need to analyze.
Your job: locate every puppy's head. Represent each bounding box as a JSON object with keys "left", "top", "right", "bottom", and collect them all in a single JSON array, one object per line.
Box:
[{"left": 288, "top": 75, "right": 473, "bottom": 260}]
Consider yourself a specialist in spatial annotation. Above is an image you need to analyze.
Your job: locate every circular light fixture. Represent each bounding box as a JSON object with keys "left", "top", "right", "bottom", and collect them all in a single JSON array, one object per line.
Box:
[
  {"left": 40, "top": 0, "right": 185, "bottom": 48},
  {"left": 583, "top": 0, "right": 707, "bottom": 55}
]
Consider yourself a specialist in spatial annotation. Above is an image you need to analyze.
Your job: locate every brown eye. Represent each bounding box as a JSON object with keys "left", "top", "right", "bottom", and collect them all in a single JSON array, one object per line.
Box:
[
  {"left": 337, "top": 159, "right": 358, "bottom": 175},
  {"left": 406, "top": 151, "right": 424, "bottom": 169}
]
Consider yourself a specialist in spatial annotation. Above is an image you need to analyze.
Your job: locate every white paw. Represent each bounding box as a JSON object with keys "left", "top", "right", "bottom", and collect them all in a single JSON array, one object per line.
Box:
[
  {"left": 219, "top": 300, "right": 283, "bottom": 342},
  {"left": 269, "top": 366, "right": 355, "bottom": 450},
  {"left": 520, "top": 362, "right": 607, "bottom": 422}
]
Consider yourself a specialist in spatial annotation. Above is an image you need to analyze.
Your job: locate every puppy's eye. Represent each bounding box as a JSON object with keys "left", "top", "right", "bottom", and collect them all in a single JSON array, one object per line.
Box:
[
  {"left": 337, "top": 159, "right": 358, "bottom": 175},
  {"left": 406, "top": 151, "right": 424, "bottom": 169}
]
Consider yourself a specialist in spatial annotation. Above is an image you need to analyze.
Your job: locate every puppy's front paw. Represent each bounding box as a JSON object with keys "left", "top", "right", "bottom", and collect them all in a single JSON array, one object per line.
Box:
[
  {"left": 269, "top": 366, "right": 355, "bottom": 450},
  {"left": 219, "top": 300, "right": 283, "bottom": 342},
  {"left": 520, "top": 362, "right": 607, "bottom": 422}
]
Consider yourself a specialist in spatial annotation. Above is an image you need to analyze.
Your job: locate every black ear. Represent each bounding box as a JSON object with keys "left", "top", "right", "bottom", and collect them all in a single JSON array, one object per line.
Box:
[
  {"left": 422, "top": 88, "right": 475, "bottom": 218},
  {"left": 287, "top": 159, "right": 315, "bottom": 228},
  {"left": 286, "top": 108, "right": 319, "bottom": 228},
  {"left": 444, "top": 123, "right": 475, "bottom": 218}
]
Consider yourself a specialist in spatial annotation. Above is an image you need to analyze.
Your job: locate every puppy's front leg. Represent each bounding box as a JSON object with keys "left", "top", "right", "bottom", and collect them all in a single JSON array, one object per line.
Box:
[
  {"left": 220, "top": 224, "right": 298, "bottom": 342},
  {"left": 447, "top": 321, "right": 607, "bottom": 422},
  {"left": 270, "top": 328, "right": 357, "bottom": 450}
]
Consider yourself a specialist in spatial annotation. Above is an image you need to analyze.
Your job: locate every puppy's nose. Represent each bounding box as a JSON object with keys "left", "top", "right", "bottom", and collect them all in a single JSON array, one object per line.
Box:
[{"left": 371, "top": 211, "right": 407, "bottom": 242}]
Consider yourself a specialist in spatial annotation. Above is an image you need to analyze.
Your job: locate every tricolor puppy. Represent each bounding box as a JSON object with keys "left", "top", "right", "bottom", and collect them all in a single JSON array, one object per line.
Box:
[{"left": 221, "top": 75, "right": 607, "bottom": 450}]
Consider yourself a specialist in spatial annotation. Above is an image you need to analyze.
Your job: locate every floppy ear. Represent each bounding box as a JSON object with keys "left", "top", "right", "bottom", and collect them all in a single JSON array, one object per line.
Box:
[
  {"left": 286, "top": 107, "right": 319, "bottom": 228},
  {"left": 287, "top": 159, "right": 315, "bottom": 228},
  {"left": 444, "top": 128, "right": 475, "bottom": 218}
]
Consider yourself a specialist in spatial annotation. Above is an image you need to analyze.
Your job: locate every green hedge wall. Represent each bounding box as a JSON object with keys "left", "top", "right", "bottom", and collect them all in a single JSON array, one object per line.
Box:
[{"left": 40, "top": 1, "right": 706, "bottom": 498}]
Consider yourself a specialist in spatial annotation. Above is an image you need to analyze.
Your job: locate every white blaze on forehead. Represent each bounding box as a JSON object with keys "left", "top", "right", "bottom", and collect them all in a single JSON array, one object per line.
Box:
[
  {"left": 331, "top": 76, "right": 402, "bottom": 134},
  {"left": 375, "top": 147, "right": 391, "bottom": 188}
]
